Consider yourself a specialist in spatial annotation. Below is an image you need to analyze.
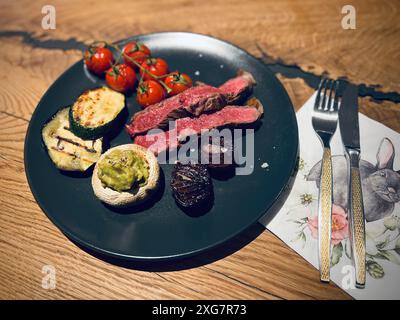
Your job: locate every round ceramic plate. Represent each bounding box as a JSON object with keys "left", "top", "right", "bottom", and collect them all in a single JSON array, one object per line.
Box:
[{"left": 25, "top": 32, "right": 298, "bottom": 261}]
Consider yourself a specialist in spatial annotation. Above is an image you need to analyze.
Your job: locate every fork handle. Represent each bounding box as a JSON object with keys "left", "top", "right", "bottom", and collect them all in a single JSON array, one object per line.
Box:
[
  {"left": 345, "top": 148, "right": 366, "bottom": 288},
  {"left": 318, "top": 147, "right": 333, "bottom": 282}
]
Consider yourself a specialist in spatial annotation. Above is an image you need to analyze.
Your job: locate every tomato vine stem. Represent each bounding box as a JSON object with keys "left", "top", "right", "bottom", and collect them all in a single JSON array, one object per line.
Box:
[{"left": 105, "top": 42, "right": 172, "bottom": 94}]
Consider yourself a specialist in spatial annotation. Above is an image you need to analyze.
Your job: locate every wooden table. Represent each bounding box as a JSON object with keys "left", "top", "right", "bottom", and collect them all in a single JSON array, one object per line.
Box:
[{"left": 0, "top": 0, "right": 398, "bottom": 300}]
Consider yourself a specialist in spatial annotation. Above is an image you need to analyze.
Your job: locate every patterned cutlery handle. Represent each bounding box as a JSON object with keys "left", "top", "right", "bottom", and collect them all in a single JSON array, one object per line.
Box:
[
  {"left": 318, "top": 147, "right": 332, "bottom": 282},
  {"left": 347, "top": 150, "right": 366, "bottom": 288}
]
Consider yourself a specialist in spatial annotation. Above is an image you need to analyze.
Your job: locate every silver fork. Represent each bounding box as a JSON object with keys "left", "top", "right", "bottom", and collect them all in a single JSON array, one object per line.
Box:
[{"left": 312, "top": 78, "right": 340, "bottom": 282}]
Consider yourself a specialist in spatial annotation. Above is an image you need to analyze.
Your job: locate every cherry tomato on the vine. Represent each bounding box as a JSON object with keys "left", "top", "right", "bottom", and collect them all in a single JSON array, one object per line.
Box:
[
  {"left": 105, "top": 64, "right": 137, "bottom": 93},
  {"left": 164, "top": 72, "right": 193, "bottom": 96},
  {"left": 136, "top": 80, "right": 166, "bottom": 108},
  {"left": 84, "top": 44, "right": 114, "bottom": 76},
  {"left": 140, "top": 58, "right": 169, "bottom": 81},
  {"left": 122, "top": 42, "right": 151, "bottom": 69}
]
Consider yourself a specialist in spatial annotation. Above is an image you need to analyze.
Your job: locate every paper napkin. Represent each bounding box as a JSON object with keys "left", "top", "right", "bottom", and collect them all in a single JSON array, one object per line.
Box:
[{"left": 260, "top": 93, "right": 400, "bottom": 300}]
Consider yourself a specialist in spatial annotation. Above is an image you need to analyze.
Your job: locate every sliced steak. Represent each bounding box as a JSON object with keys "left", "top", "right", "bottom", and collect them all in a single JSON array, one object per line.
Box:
[
  {"left": 218, "top": 70, "right": 256, "bottom": 104},
  {"left": 134, "top": 99, "right": 263, "bottom": 155},
  {"left": 126, "top": 71, "right": 256, "bottom": 137},
  {"left": 126, "top": 85, "right": 224, "bottom": 137}
]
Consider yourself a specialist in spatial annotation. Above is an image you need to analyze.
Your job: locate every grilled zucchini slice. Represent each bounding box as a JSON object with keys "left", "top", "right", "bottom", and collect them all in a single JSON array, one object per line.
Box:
[
  {"left": 69, "top": 87, "right": 125, "bottom": 140},
  {"left": 42, "top": 107, "right": 103, "bottom": 171}
]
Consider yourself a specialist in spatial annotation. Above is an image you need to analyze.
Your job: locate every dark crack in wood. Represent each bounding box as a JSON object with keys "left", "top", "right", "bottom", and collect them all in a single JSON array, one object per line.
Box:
[
  {"left": 0, "top": 31, "right": 398, "bottom": 108},
  {"left": 0, "top": 30, "right": 86, "bottom": 52},
  {"left": 0, "top": 110, "right": 30, "bottom": 122},
  {"left": 256, "top": 43, "right": 400, "bottom": 104}
]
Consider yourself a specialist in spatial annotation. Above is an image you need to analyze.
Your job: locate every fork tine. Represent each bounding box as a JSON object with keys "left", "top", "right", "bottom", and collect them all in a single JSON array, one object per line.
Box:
[
  {"left": 331, "top": 81, "right": 340, "bottom": 112},
  {"left": 314, "top": 78, "right": 326, "bottom": 111},
  {"left": 321, "top": 79, "right": 331, "bottom": 111},
  {"left": 326, "top": 80, "right": 335, "bottom": 112}
]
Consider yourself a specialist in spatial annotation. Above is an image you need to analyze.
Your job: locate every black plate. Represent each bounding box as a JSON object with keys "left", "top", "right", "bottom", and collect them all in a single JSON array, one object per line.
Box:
[{"left": 25, "top": 32, "right": 298, "bottom": 261}]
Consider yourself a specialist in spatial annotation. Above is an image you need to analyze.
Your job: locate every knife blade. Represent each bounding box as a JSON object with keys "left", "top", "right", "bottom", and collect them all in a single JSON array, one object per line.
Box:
[
  {"left": 339, "top": 83, "right": 366, "bottom": 288},
  {"left": 339, "top": 84, "right": 360, "bottom": 150}
]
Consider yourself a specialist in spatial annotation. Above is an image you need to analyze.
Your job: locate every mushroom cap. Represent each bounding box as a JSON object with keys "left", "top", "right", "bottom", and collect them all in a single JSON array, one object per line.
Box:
[{"left": 92, "top": 144, "right": 160, "bottom": 207}]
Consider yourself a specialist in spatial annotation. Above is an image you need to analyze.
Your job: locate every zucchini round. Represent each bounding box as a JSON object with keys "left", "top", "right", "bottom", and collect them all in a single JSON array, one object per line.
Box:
[
  {"left": 42, "top": 107, "right": 103, "bottom": 172},
  {"left": 69, "top": 87, "right": 125, "bottom": 140}
]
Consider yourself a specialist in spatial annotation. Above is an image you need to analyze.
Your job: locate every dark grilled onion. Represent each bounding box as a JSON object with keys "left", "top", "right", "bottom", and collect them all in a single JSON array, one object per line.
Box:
[{"left": 170, "top": 163, "right": 213, "bottom": 208}]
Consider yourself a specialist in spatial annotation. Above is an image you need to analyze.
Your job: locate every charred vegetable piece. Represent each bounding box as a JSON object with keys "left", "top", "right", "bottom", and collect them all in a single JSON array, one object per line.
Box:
[
  {"left": 69, "top": 87, "right": 125, "bottom": 139},
  {"left": 170, "top": 163, "right": 213, "bottom": 208},
  {"left": 201, "top": 136, "right": 234, "bottom": 169},
  {"left": 42, "top": 107, "right": 102, "bottom": 171}
]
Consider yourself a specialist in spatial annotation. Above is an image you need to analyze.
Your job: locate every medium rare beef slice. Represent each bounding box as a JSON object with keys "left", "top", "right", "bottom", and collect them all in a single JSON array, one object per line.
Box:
[
  {"left": 126, "top": 85, "right": 224, "bottom": 137},
  {"left": 218, "top": 70, "right": 256, "bottom": 104},
  {"left": 134, "top": 100, "right": 263, "bottom": 155},
  {"left": 126, "top": 71, "right": 256, "bottom": 137}
]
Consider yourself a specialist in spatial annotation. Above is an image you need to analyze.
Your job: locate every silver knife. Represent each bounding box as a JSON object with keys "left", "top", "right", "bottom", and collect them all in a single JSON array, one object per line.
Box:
[{"left": 339, "top": 84, "right": 366, "bottom": 288}]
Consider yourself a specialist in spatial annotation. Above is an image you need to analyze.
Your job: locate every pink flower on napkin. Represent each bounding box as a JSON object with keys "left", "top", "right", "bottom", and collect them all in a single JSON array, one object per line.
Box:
[{"left": 307, "top": 204, "right": 349, "bottom": 245}]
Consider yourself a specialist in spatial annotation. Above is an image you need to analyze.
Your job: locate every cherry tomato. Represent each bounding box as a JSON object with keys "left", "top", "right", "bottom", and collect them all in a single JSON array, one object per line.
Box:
[
  {"left": 137, "top": 80, "right": 166, "bottom": 108},
  {"left": 164, "top": 72, "right": 193, "bottom": 96},
  {"left": 140, "top": 58, "right": 169, "bottom": 81},
  {"left": 122, "top": 42, "right": 151, "bottom": 69},
  {"left": 105, "top": 64, "right": 137, "bottom": 93},
  {"left": 84, "top": 44, "right": 114, "bottom": 76}
]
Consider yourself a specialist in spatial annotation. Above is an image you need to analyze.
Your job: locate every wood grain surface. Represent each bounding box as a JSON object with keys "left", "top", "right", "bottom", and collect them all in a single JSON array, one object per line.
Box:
[{"left": 0, "top": 0, "right": 399, "bottom": 300}]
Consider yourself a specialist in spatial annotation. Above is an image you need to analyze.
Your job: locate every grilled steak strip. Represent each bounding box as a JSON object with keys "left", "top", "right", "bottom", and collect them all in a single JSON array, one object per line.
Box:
[
  {"left": 126, "top": 85, "right": 224, "bottom": 137},
  {"left": 218, "top": 70, "right": 256, "bottom": 104},
  {"left": 134, "top": 99, "right": 263, "bottom": 155},
  {"left": 126, "top": 71, "right": 256, "bottom": 137}
]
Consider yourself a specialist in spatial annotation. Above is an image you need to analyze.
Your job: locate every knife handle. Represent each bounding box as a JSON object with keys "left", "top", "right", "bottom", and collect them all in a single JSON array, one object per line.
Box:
[
  {"left": 346, "top": 149, "right": 366, "bottom": 288},
  {"left": 318, "top": 147, "right": 332, "bottom": 282}
]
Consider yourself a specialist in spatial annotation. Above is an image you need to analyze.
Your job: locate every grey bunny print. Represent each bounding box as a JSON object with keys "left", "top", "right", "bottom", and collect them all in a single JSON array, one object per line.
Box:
[{"left": 307, "top": 138, "right": 400, "bottom": 222}]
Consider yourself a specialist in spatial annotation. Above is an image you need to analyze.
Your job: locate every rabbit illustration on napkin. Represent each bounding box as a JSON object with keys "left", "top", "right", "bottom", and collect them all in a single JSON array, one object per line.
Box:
[{"left": 307, "top": 138, "right": 400, "bottom": 222}]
